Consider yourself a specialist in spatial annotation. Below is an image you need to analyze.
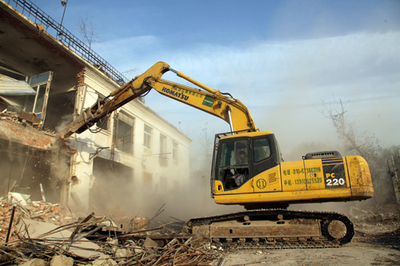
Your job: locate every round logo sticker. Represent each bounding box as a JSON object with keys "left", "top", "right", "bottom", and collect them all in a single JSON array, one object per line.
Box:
[{"left": 256, "top": 178, "right": 267, "bottom": 189}]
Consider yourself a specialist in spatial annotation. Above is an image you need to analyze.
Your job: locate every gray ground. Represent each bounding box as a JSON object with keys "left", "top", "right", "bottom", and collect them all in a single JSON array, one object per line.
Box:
[
  {"left": 219, "top": 221, "right": 400, "bottom": 266},
  {"left": 221, "top": 243, "right": 399, "bottom": 266}
]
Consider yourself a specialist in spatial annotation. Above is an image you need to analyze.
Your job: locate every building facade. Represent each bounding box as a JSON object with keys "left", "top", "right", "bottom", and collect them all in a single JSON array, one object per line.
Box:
[{"left": 0, "top": 0, "right": 191, "bottom": 216}]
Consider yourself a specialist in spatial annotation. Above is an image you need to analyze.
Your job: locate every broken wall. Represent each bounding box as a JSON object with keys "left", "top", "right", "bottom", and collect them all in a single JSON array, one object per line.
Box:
[
  {"left": 0, "top": 0, "right": 191, "bottom": 217},
  {"left": 0, "top": 123, "right": 71, "bottom": 204},
  {"left": 66, "top": 68, "right": 191, "bottom": 216}
]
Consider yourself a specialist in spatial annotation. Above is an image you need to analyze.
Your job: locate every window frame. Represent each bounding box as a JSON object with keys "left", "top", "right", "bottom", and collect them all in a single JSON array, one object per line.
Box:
[
  {"left": 172, "top": 140, "right": 178, "bottom": 162},
  {"left": 115, "top": 111, "right": 134, "bottom": 154},
  {"left": 159, "top": 134, "right": 168, "bottom": 167},
  {"left": 144, "top": 124, "right": 152, "bottom": 149}
]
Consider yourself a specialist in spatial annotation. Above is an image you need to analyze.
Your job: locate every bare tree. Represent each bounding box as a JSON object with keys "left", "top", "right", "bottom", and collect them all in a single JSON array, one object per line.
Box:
[
  {"left": 322, "top": 99, "right": 382, "bottom": 162},
  {"left": 322, "top": 99, "right": 396, "bottom": 207},
  {"left": 76, "top": 16, "right": 100, "bottom": 49}
]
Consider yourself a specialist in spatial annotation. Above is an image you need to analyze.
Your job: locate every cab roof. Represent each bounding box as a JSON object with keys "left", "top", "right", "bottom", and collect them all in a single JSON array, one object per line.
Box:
[{"left": 220, "top": 130, "right": 274, "bottom": 140}]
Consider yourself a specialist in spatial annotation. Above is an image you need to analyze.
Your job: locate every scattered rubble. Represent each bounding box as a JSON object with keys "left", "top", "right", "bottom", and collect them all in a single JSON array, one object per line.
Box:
[
  {"left": 0, "top": 198, "right": 221, "bottom": 265},
  {"left": 1, "top": 199, "right": 400, "bottom": 265},
  {"left": 0, "top": 110, "right": 56, "bottom": 134},
  {"left": 0, "top": 199, "right": 75, "bottom": 243}
]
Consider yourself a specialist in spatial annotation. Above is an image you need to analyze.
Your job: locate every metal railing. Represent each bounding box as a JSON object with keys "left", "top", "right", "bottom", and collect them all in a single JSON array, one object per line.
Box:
[{"left": 5, "top": 0, "right": 128, "bottom": 85}]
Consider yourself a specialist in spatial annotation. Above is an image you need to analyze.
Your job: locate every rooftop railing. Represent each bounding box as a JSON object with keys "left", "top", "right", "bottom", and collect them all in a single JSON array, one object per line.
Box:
[{"left": 5, "top": 0, "right": 128, "bottom": 85}]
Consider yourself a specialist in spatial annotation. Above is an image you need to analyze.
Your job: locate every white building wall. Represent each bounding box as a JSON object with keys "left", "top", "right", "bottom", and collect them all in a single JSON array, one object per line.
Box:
[{"left": 68, "top": 68, "right": 191, "bottom": 212}]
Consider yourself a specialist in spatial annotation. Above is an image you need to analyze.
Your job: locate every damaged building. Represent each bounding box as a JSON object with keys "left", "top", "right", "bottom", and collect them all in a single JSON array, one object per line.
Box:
[{"left": 0, "top": 0, "right": 191, "bottom": 216}]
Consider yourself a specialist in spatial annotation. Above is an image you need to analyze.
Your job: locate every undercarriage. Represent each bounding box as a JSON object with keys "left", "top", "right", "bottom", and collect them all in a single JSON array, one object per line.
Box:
[{"left": 185, "top": 209, "right": 354, "bottom": 249}]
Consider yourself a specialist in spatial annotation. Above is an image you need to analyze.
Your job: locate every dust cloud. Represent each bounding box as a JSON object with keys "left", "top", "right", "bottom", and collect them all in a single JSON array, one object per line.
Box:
[
  {"left": 76, "top": 128, "right": 389, "bottom": 224},
  {"left": 86, "top": 154, "right": 243, "bottom": 224},
  {"left": 54, "top": 114, "right": 74, "bottom": 133}
]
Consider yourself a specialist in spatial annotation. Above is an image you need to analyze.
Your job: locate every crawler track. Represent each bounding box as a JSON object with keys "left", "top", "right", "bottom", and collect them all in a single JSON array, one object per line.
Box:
[{"left": 185, "top": 209, "right": 354, "bottom": 249}]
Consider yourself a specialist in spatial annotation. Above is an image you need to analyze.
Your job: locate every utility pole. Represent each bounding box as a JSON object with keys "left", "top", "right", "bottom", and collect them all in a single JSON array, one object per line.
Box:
[{"left": 60, "top": 0, "right": 68, "bottom": 27}]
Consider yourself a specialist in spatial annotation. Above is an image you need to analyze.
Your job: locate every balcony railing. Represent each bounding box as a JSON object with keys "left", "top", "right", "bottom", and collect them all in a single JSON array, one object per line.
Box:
[{"left": 5, "top": 0, "right": 127, "bottom": 85}]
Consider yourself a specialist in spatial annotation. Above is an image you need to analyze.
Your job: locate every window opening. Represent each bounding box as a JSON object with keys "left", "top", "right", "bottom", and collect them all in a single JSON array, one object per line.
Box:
[
  {"left": 24, "top": 71, "right": 53, "bottom": 128},
  {"left": 159, "top": 134, "right": 167, "bottom": 166},
  {"left": 116, "top": 112, "right": 134, "bottom": 154},
  {"left": 173, "top": 140, "right": 178, "bottom": 162},
  {"left": 144, "top": 124, "right": 152, "bottom": 149}
]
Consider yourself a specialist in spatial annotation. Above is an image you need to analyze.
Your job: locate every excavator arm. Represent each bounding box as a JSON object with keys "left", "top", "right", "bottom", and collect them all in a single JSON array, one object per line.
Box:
[{"left": 59, "top": 62, "right": 257, "bottom": 139}]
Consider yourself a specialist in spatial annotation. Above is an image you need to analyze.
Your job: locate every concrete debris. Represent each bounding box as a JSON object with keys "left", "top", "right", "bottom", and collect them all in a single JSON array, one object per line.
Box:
[
  {"left": 18, "top": 110, "right": 41, "bottom": 126},
  {"left": 0, "top": 202, "right": 221, "bottom": 265},
  {"left": 50, "top": 255, "right": 74, "bottom": 266},
  {"left": 20, "top": 258, "right": 47, "bottom": 266},
  {"left": 0, "top": 110, "right": 55, "bottom": 134},
  {"left": 133, "top": 216, "right": 149, "bottom": 230},
  {"left": 115, "top": 248, "right": 131, "bottom": 258},
  {"left": 7, "top": 192, "right": 30, "bottom": 206},
  {"left": 92, "top": 257, "right": 118, "bottom": 266},
  {"left": 16, "top": 218, "right": 104, "bottom": 259},
  {"left": 0, "top": 199, "right": 76, "bottom": 243},
  {"left": 143, "top": 236, "right": 159, "bottom": 249},
  {"left": 0, "top": 110, "right": 20, "bottom": 122}
]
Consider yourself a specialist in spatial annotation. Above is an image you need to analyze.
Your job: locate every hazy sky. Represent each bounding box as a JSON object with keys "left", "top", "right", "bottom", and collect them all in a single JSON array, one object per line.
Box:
[{"left": 35, "top": 0, "right": 400, "bottom": 154}]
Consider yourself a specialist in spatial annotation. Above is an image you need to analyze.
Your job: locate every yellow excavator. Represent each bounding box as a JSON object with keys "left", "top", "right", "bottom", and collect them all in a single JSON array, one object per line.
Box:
[{"left": 60, "top": 62, "right": 374, "bottom": 248}]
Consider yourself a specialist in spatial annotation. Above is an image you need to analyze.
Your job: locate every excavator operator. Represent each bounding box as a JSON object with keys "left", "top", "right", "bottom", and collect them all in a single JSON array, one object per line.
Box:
[
  {"left": 236, "top": 150, "right": 247, "bottom": 165},
  {"left": 225, "top": 150, "right": 250, "bottom": 190}
]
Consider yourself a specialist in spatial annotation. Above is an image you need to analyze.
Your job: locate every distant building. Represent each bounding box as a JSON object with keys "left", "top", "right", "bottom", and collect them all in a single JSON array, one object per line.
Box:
[{"left": 0, "top": 0, "right": 190, "bottom": 216}]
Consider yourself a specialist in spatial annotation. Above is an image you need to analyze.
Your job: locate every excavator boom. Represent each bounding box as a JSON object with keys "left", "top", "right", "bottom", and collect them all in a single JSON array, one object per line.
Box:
[{"left": 59, "top": 62, "right": 257, "bottom": 139}]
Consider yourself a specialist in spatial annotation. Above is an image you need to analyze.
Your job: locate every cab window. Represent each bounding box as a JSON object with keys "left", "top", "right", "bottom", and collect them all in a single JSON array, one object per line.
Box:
[
  {"left": 219, "top": 140, "right": 248, "bottom": 167},
  {"left": 218, "top": 139, "right": 250, "bottom": 190},
  {"left": 253, "top": 138, "right": 271, "bottom": 163}
]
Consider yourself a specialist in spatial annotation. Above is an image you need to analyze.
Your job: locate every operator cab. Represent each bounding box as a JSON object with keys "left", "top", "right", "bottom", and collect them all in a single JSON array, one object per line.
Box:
[{"left": 213, "top": 132, "right": 282, "bottom": 191}]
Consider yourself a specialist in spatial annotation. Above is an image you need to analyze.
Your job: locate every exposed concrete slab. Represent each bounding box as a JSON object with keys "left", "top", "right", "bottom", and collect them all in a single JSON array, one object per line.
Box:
[
  {"left": 17, "top": 218, "right": 104, "bottom": 259},
  {"left": 0, "top": 119, "right": 55, "bottom": 150}
]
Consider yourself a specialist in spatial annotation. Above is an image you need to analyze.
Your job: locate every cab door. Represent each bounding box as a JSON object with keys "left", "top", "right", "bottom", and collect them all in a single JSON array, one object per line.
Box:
[{"left": 252, "top": 136, "right": 282, "bottom": 192}]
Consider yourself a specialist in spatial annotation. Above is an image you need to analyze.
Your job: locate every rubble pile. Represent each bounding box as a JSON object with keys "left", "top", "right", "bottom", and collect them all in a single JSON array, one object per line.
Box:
[
  {"left": 0, "top": 202, "right": 221, "bottom": 265},
  {"left": 0, "top": 110, "right": 36, "bottom": 125},
  {"left": 0, "top": 110, "right": 56, "bottom": 134},
  {"left": 96, "top": 237, "right": 220, "bottom": 266},
  {"left": 351, "top": 206, "right": 400, "bottom": 250},
  {"left": 1, "top": 235, "right": 220, "bottom": 265},
  {"left": 0, "top": 110, "right": 19, "bottom": 122},
  {"left": 0, "top": 200, "right": 75, "bottom": 243}
]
